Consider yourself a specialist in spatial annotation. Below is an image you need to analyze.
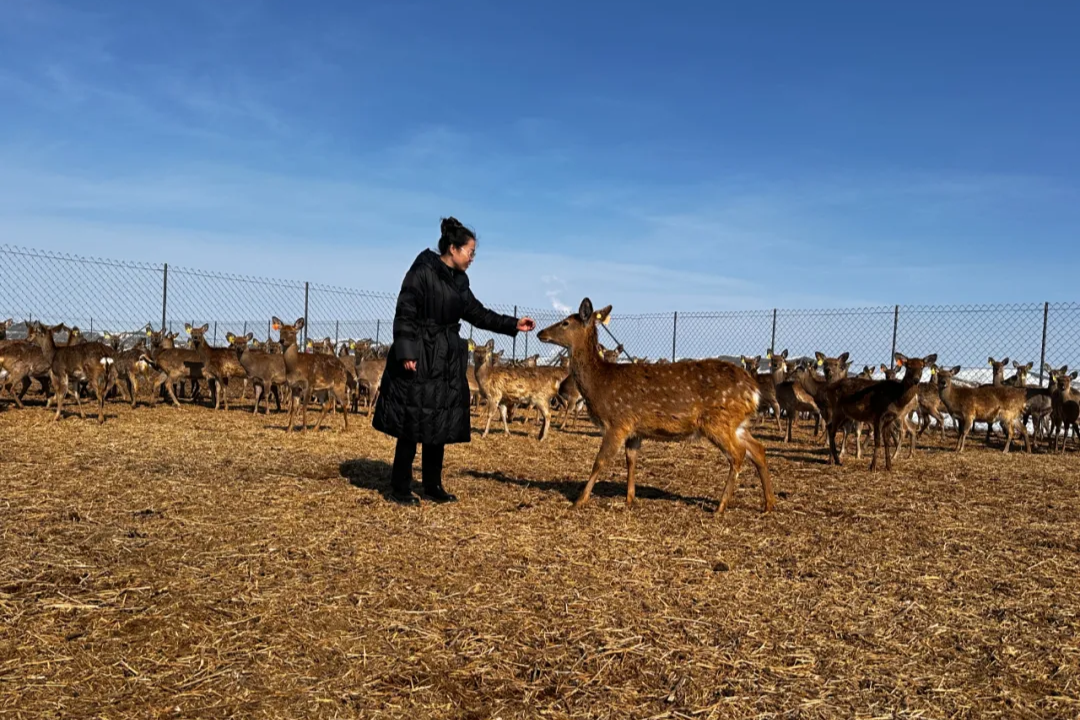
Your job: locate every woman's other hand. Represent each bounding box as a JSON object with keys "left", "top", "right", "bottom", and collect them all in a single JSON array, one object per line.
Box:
[{"left": 403, "top": 360, "right": 417, "bottom": 372}]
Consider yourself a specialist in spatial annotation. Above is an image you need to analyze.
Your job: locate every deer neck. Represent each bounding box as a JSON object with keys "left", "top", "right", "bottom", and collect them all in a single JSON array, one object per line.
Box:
[
  {"left": 569, "top": 327, "right": 606, "bottom": 399},
  {"left": 37, "top": 332, "right": 57, "bottom": 365}
]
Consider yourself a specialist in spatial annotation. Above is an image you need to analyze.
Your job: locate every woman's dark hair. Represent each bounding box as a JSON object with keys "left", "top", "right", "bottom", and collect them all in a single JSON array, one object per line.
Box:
[{"left": 438, "top": 216, "right": 476, "bottom": 255}]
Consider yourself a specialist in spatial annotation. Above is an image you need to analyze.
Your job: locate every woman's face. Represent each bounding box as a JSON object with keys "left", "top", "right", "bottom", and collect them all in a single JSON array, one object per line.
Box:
[{"left": 449, "top": 238, "right": 476, "bottom": 271}]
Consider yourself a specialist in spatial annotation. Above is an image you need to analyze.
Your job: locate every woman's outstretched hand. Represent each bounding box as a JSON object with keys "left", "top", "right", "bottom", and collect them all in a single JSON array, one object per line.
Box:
[
  {"left": 403, "top": 360, "right": 417, "bottom": 372},
  {"left": 517, "top": 317, "right": 536, "bottom": 333}
]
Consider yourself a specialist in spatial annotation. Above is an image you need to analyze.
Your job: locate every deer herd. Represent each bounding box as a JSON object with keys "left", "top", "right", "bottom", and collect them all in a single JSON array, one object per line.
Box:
[{"left": 2, "top": 301, "right": 1079, "bottom": 513}]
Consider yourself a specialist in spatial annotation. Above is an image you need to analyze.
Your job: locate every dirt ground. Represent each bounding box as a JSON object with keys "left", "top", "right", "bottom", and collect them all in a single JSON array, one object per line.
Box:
[{"left": 1, "top": 399, "right": 1078, "bottom": 719}]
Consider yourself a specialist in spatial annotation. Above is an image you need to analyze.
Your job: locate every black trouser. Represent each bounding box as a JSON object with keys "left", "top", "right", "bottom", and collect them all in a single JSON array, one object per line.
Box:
[{"left": 391, "top": 438, "right": 445, "bottom": 495}]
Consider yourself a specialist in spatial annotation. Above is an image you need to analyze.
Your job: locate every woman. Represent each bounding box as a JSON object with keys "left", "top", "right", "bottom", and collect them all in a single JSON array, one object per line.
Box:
[{"left": 373, "top": 217, "right": 535, "bottom": 505}]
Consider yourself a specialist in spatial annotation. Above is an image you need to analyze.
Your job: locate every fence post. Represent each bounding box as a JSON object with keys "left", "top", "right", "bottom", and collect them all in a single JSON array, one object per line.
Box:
[
  {"left": 375, "top": 319, "right": 381, "bottom": 347},
  {"left": 770, "top": 308, "right": 777, "bottom": 353},
  {"left": 1038, "top": 301, "right": 1049, "bottom": 386},
  {"left": 672, "top": 312, "right": 678, "bottom": 362},
  {"left": 890, "top": 305, "right": 899, "bottom": 364},
  {"left": 161, "top": 263, "right": 168, "bottom": 331},
  {"left": 512, "top": 305, "right": 518, "bottom": 360},
  {"left": 213, "top": 321, "right": 217, "bottom": 346},
  {"left": 243, "top": 321, "right": 247, "bottom": 337},
  {"left": 303, "top": 281, "right": 310, "bottom": 347},
  {"left": 267, "top": 319, "right": 271, "bottom": 340},
  {"left": 335, "top": 320, "right": 339, "bottom": 347},
  {"left": 90, "top": 318, "right": 93, "bottom": 336}
]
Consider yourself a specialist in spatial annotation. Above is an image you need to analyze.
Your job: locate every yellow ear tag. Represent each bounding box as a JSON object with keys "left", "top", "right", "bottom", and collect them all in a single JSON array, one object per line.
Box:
[
  {"left": 468, "top": 341, "right": 475, "bottom": 351},
  {"left": 817, "top": 359, "right": 823, "bottom": 366}
]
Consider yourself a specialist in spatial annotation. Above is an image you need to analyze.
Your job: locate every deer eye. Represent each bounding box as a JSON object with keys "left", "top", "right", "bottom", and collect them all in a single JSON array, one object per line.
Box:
[{"left": 561, "top": 321, "right": 569, "bottom": 327}]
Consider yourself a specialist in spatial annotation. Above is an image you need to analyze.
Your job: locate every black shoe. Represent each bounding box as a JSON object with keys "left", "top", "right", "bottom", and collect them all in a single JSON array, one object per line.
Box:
[
  {"left": 389, "top": 490, "right": 420, "bottom": 506},
  {"left": 422, "top": 486, "right": 458, "bottom": 503}
]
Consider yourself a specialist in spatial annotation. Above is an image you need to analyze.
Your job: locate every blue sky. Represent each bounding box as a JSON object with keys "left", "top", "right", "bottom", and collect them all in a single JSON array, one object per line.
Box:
[{"left": 2, "top": 0, "right": 1079, "bottom": 315}]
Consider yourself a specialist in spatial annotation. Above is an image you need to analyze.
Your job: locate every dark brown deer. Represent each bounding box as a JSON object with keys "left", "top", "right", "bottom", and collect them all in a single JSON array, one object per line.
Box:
[
  {"left": 537, "top": 299, "right": 774, "bottom": 513},
  {"left": 142, "top": 326, "right": 204, "bottom": 407},
  {"left": 0, "top": 318, "right": 11, "bottom": 342},
  {"left": 0, "top": 334, "right": 52, "bottom": 408},
  {"left": 26, "top": 322, "right": 114, "bottom": 423},
  {"left": 278, "top": 317, "right": 349, "bottom": 432},
  {"left": 934, "top": 365, "right": 1030, "bottom": 453},
  {"left": 1049, "top": 366, "right": 1080, "bottom": 453},
  {"left": 825, "top": 352, "right": 936, "bottom": 470}
]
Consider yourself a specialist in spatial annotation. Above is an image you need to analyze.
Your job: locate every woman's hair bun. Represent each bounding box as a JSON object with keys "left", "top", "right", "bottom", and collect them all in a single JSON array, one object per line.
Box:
[
  {"left": 438, "top": 216, "right": 476, "bottom": 254},
  {"left": 441, "top": 216, "right": 463, "bottom": 236}
]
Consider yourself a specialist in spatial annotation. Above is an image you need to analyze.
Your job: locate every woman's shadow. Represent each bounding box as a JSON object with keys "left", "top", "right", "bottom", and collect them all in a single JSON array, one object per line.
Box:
[{"left": 339, "top": 458, "right": 394, "bottom": 498}]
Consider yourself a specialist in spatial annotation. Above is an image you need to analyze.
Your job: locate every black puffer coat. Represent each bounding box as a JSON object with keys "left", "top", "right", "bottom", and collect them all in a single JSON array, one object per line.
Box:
[{"left": 373, "top": 249, "right": 519, "bottom": 445}]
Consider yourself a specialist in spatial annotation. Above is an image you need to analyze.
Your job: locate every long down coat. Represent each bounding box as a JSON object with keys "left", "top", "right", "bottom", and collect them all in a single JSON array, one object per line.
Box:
[{"left": 372, "top": 249, "right": 519, "bottom": 445}]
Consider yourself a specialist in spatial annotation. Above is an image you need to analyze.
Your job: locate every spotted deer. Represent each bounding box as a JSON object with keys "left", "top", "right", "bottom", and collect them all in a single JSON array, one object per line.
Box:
[
  {"left": 934, "top": 365, "right": 1030, "bottom": 453},
  {"left": 277, "top": 317, "right": 350, "bottom": 432},
  {"left": 537, "top": 299, "right": 774, "bottom": 513},
  {"left": 26, "top": 322, "right": 115, "bottom": 423},
  {"left": 472, "top": 339, "right": 566, "bottom": 441}
]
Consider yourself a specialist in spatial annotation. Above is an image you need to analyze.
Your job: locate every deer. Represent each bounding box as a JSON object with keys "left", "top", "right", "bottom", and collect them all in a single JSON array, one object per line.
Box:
[
  {"left": 824, "top": 352, "right": 936, "bottom": 470},
  {"left": 238, "top": 319, "right": 291, "bottom": 415},
  {"left": 741, "top": 350, "right": 786, "bottom": 433},
  {"left": 139, "top": 326, "right": 206, "bottom": 407},
  {"left": 184, "top": 324, "right": 252, "bottom": 410},
  {"left": 0, "top": 318, "right": 11, "bottom": 342},
  {"left": 933, "top": 365, "right": 1030, "bottom": 453},
  {"left": 25, "top": 322, "right": 114, "bottom": 423},
  {"left": 537, "top": 299, "right": 774, "bottom": 513},
  {"left": 1048, "top": 366, "right": 1080, "bottom": 453},
  {"left": 276, "top": 317, "right": 350, "bottom": 432},
  {"left": 472, "top": 339, "right": 566, "bottom": 441},
  {"left": 0, "top": 332, "right": 52, "bottom": 408},
  {"left": 102, "top": 330, "right": 151, "bottom": 408}
]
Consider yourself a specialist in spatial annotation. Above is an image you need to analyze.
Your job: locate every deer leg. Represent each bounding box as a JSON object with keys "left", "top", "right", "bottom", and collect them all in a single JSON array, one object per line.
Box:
[
  {"left": 500, "top": 403, "right": 511, "bottom": 435},
  {"left": 1019, "top": 418, "right": 1032, "bottom": 454},
  {"left": 1002, "top": 416, "right": 1015, "bottom": 454},
  {"left": 771, "top": 400, "right": 782, "bottom": 433},
  {"left": 482, "top": 394, "right": 500, "bottom": 437},
  {"left": 252, "top": 383, "right": 263, "bottom": 415},
  {"left": 575, "top": 429, "right": 627, "bottom": 508},
  {"left": 826, "top": 419, "right": 842, "bottom": 466},
  {"left": 538, "top": 401, "right": 551, "bottom": 441},
  {"left": 52, "top": 374, "right": 67, "bottom": 421},
  {"left": 624, "top": 436, "right": 641, "bottom": 506},
  {"left": 957, "top": 418, "right": 972, "bottom": 453},
  {"left": 784, "top": 411, "right": 794, "bottom": 443},
  {"left": 312, "top": 392, "right": 332, "bottom": 432},
  {"left": 338, "top": 388, "right": 349, "bottom": 431}
]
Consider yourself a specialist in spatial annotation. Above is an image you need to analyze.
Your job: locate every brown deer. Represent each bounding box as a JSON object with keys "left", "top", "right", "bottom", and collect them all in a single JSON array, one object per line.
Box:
[
  {"left": 741, "top": 351, "right": 786, "bottom": 432},
  {"left": 26, "top": 322, "right": 114, "bottom": 423},
  {"left": 102, "top": 330, "right": 151, "bottom": 407},
  {"left": 183, "top": 324, "right": 251, "bottom": 410},
  {"left": 472, "top": 339, "right": 566, "bottom": 441},
  {"left": 934, "top": 365, "right": 1030, "bottom": 453},
  {"left": 825, "top": 352, "right": 936, "bottom": 470},
  {"left": 142, "top": 326, "right": 204, "bottom": 407},
  {"left": 0, "top": 334, "right": 52, "bottom": 408},
  {"left": 1049, "top": 366, "right": 1080, "bottom": 453},
  {"left": 0, "top": 318, "right": 11, "bottom": 342},
  {"left": 277, "top": 317, "right": 349, "bottom": 432},
  {"left": 238, "top": 319, "right": 290, "bottom": 415},
  {"left": 537, "top": 299, "right": 774, "bottom": 513}
]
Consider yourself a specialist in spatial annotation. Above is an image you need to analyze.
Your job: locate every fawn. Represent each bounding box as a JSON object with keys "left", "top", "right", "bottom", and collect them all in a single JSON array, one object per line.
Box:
[
  {"left": 1049, "top": 366, "right": 1080, "bottom": 453},
  {"left": 26, "top": 322, "right": 115, "bottom": 423},
  {"left": 472, "top": 339, "right": 565, "bottom": 441},
  {"left": 537, "top": 299, "right": 774, "bottom": 513}
]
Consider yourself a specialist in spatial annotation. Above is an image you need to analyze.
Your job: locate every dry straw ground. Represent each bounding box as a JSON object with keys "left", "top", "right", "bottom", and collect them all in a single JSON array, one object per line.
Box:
[{"left": 1, "top": 400, "right": 1079, "bottom": 719}]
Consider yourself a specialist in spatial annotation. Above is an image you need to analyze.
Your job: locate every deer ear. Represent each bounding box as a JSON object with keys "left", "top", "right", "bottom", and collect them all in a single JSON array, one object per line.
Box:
[
  {"left": 184, "top": 324, "right": 193, "bottom": 333},
  {"left": 950, "top": 365, "right": 962, "bottom": 375},
  {"left": 226, "top": 333, "right": 235, "bottom": 342},
  {"left": 924, "top": 353, "right": 937, "bottom": 365},
  {"left": 1024, "top": 362, "right": 1033, "bottom": 371},
  {"left": 246, "top": 333, "right": 253, "bottom": 341},
  {"left": 294, "top": 318, "right": 305, "bottom": 330},
  {"left": 1071, "top": 372, "right": 1078, "bottom": 380},
  {"left": 578, "top": 298, "right": 594, "bottom": 323},
  {"left": 781, "top": 349, "right": 788, "bottom": 358},
  {"left": 271, "top": 317, "right": 282, "bottom": 331},
  {"left": 838, "top": 352, "right": 850, "bottom": 364},
  {"left": 815, "top": 352, "right": 825, "bottom": 364}
]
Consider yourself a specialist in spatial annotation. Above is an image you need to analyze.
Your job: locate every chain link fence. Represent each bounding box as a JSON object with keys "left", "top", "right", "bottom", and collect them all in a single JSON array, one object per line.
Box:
[{"left": 3, "top": 244, "right": 1079, "bottom": 384}]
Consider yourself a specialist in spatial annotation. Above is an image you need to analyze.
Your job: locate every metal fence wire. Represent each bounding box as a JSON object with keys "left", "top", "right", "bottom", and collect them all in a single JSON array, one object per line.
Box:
[{"left": 3, "top": 244, "right": 1080, "bottom": 384}]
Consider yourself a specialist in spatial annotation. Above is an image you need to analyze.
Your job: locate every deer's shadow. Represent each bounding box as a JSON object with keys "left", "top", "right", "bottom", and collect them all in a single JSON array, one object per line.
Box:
[{"left": 464, "top": 469, "right": 722, "bottom": 511}]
